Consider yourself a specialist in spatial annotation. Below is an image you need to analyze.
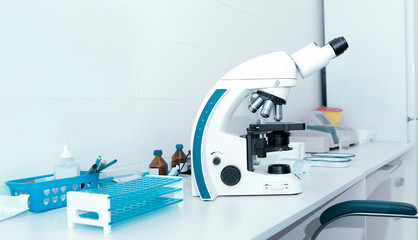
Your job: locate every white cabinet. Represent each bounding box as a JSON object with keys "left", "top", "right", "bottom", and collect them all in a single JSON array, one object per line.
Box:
[
  {"left": 364, "top": 147, "right": 416, "bottom": 240},
  {"left": 366, "top": 159, "right": 406, "bottom": 240}
]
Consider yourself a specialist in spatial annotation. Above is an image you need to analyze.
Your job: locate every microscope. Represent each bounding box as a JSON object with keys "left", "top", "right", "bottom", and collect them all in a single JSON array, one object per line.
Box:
[{"left": 191, "top": 37, "right": 348, "bottom": 200}]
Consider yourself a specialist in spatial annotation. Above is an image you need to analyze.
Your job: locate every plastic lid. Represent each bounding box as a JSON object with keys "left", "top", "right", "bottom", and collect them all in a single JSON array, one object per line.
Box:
[
  {"left": 316, "top": 106, "right": 342, "bottom": 112},
  {"left": 153, "top": 149, "right": 163, "bottom": 156},
  {"left": 61, "top": 145, "right": 72, "bottom": 158},
  {"left": 176, "top": 144, "right": 183, "bottom": 150}
]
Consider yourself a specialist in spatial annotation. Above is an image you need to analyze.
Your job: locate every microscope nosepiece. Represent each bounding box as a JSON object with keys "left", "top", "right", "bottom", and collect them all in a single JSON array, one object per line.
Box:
[
  {"left": 248, "top": 96, "right": 264, "bottom": 113},
  {"left": 260, "top": 100, "right": 274, "bottom": 118}
]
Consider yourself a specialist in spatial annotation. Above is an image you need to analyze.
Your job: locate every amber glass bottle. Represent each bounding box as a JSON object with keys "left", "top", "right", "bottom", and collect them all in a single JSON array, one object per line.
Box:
[
  {"left": 171, "top": 144, "right": 186, "bottom": 169},
  {"left": 149, "top": 149, "right": 168, "bottom": 175}
]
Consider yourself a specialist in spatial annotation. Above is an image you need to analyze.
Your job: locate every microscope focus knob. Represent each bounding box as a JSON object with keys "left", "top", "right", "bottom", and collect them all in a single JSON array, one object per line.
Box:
[
  {"left": 268, "top": 164, "right": 291, "bottom": 174},
  {"left": 221, "top": 166, "right": 241, "bottom": 186}
]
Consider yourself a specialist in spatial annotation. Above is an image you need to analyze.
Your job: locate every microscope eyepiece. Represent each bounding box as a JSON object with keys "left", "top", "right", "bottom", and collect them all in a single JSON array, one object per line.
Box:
[
  {"left": 291, "top": 36, "right": 348, "bottom": 78},
  {"left": 328, "top": 37, "right": 349, "bottom": 56}
]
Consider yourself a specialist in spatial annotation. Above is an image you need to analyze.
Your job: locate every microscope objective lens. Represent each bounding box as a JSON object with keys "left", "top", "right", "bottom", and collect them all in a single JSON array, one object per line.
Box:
[
  {"left": 260, "top": 100, "right": 274, "bottom": 118},
  {"left": 248, "top": 97, "right": 264, "bottom": 113},
  {"left": 273, "top": 104, "right": 283, "bottom": 122}
]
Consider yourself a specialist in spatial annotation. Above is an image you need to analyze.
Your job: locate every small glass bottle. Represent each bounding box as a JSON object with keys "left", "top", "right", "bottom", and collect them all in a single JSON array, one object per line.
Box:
[
  {"left": 149, "top": 149, "right": 168, "bottom": 175},
  {"left": 54, "top": 145, "right": 80, "bottom": 179},
  {"left": 171, "top": 144, "right": 186, "bottom": 170}
]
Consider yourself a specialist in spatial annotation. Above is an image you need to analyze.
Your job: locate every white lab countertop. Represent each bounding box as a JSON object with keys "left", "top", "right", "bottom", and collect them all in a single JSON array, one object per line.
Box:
[{"left": 0, "top": 142, "right": 414, "bottom": 240}]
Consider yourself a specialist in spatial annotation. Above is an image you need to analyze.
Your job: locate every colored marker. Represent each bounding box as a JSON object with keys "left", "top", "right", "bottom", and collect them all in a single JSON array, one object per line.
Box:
[
  {"left": 100, "top": 159, "right": 118, "bottom": 172},
  {"left": 87, "top": 164, "right": 98, "bottom": 174},
  {"left": 96, "top": 160, "right": 107, "bottom": 173},
  {"left": 95, "top": 155, "right": 102, "bottom": 166}
]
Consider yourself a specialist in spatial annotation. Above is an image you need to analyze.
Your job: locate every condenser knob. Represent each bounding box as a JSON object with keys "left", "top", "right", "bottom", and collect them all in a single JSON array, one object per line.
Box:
[{"left": 213, "top": 157, "right": 221, "bottom": 165}]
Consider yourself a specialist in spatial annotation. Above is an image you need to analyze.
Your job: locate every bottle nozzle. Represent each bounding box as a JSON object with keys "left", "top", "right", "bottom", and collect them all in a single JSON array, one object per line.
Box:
[{"left": 61, "top": 144, "right": 72, "bottom": 158}]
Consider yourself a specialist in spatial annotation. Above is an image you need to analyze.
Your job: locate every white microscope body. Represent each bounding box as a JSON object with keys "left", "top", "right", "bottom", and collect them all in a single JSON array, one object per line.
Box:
[{"left": 191, "top": 38, "right": 348, "bottom": 200}]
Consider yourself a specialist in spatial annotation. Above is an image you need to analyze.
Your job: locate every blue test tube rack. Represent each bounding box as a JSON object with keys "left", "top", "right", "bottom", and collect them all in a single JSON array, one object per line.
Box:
[{"left": 67, "top": 175, "right": 183, "bottom": 234}]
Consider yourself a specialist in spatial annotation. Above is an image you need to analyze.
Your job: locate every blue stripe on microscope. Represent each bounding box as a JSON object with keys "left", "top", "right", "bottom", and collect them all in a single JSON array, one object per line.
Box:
[{"left": 193, "top": 89, "right": 227, "bottom": 200}]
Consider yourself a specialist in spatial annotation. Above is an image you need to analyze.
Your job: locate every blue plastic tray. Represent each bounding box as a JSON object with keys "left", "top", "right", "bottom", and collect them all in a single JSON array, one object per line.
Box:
[{"left": 6, "top": 171, "right": 99, "bottom": 213}]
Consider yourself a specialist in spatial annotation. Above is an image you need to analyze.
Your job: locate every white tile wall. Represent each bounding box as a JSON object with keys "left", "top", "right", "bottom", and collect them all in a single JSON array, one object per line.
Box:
[
  {"left": 0, "top": 0, "right": 324, "bottom": 187},
  {"left": 137, "top": 37, "right": 228, "bottom": 100},
  {"left": 136, "top": 0, "right": 188, "bottom": 42}
]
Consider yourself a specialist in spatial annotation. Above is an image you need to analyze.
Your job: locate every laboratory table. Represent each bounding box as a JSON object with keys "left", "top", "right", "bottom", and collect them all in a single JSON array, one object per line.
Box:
[{"left": 0, "top": 142, "right": 414, "bottom": 240}]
